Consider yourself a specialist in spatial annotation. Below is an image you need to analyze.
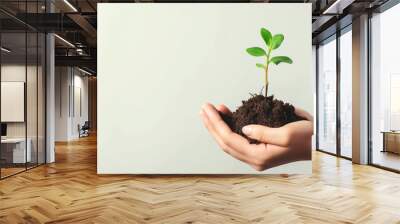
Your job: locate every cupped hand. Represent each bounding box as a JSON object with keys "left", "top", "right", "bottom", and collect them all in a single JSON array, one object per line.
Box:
[{"left": 200, "top": 103, "right": 313, "bottom": 171}]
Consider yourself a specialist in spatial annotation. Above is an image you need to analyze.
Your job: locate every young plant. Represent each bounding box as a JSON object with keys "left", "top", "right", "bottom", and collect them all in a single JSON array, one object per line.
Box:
[{"left": 246, "top": 27, "right": 293, "bottom": 96}]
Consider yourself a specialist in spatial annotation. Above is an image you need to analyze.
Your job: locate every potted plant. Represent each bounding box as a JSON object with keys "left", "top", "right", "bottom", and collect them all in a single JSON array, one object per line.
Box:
[{"left": 220, "top": 27, "right": 304, "bottom": 143}]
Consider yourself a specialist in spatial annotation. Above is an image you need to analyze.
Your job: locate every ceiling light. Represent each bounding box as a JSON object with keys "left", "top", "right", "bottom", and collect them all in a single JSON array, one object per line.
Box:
[
  {"left": 63, "top": 0, "right": 78, "bottom": 12},
  {"left": 76, "top": 48, "right": 85, "bottom": 55},
  {"left": 323, "top": 0, "right": 341, "bottom": 14},
  {"left": 54, "top": 34, "right": 75, "bottom": 48},
  {"left": 322, "top": 0, "right": 354, "bottom": 15},
  {"left": 78, "top": 67, "right": 93, "bottom": 76},
  {"left": 1, "top": 47, "right": 11, "bottom": 53}
]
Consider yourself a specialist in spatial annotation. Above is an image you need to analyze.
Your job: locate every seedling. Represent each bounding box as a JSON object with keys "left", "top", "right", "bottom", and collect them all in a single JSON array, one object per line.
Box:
[
  {"left": 246, "top": 27, "right": 293, "bottom": 96},
  {"left": 217, "top": 28, "right": 303, "bottom": 144}
]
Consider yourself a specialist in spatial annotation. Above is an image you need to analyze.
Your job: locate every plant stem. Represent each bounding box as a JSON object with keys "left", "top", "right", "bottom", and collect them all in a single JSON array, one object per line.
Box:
[
  {"left": 265, "top": 48, "right": 272, "bottom": 97},
  {"left": 265, "top": 64, "right": 269, "bottom": 97}
]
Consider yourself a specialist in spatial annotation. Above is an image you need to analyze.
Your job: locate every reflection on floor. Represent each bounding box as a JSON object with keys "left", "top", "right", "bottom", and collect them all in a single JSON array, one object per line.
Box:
[
  {"left": 0, "top": 162, "right": 41, "bottom": 178},
  {"left": 373, "top": 150, "right": 400, "bottom": 171},
  {"left": 1, "top": 167, "right": 25, "bottom": 177}
]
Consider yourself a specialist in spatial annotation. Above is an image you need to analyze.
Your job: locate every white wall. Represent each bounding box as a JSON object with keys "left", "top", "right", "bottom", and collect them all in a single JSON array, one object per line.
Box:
[
  {"left": 1, "top": 66, "right": 26, "bottom": 134},
  {"left": 1, "top": 64, "right": 46, "bottom": 164},
  {"left": 1, "top": 65, "right": 40, "bottom": 138},
  {"left": 98, "top": 4, "right": 312, "bottom": 174},
  {"left": 55, "top": 66, "right": 69, "bottom": 141},
  {"left": 71, "top": 73, "right": 89, "bottom": 138},
  {"left": 55, "top": 67, "right": 89, "bottom": 141}
]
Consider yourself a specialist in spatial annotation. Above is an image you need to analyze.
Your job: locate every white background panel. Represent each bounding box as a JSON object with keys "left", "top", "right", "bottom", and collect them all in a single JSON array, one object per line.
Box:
[{"left": 98, "top": 4, "right": 312, "bottom": 174}]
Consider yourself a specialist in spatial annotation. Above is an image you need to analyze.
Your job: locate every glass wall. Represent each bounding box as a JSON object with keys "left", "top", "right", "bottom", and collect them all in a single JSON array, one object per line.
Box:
[
  {"left": 316, "top": 25, "right": 353, "bottom": 159},
  {"left": 371, "top": 3, "right": 400, "bottom": 171},
  {"left": 0, "top": 31, "right": 28, "bottom": 177},
  {"left": 38, "top": 32, "right": 46, "bottom": 165},
  {"left": 0, "top": 2, "right": 46, "bottom": 179},
  {"left": 27, "top": 31, "right": 38, "bottom": 169},
  {"left": 317, "top": 36, "right": 337, "bottom": 154},
  {"left": 339, "top": 28, "right": 352, "bottom": 158}
]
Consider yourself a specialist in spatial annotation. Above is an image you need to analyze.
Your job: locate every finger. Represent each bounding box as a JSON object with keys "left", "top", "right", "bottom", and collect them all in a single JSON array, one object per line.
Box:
[
  {"left": 202, "top": 103, "right": 234, "bottom": 138},
  {"left": 216, "top": 104, "right": 232, "bottom": 116},
  {"left": 282, "top": 120, "right": 314, "bottom": 137},
  {"left": 294, "top": 107, "right": 313, "bottom": 122},
  {"left": 202, "top": 104, "right": 254, "bottom": 156},
  {"left": 200, "top": 110, "right": 230, "bottom": 151},
  {"left": 242, "top": 124, "right": 290, "bottom": 147},
  {"left": 200, "top": 110, "right": 251, "bottom": 164},
  {"left": 200, "top": 110, "right": 232, "bottom": 152}
]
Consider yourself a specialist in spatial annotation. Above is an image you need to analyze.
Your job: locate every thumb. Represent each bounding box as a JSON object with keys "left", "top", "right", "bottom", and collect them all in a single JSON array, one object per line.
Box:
[{"left": 242, "top": 124, "right": 289, "bottom": 146}]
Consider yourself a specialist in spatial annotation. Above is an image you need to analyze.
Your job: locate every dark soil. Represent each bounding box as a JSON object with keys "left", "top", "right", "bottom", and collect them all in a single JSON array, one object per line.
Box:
[{"left": 220, "top": 94, "right": 304, "bottom": 144}]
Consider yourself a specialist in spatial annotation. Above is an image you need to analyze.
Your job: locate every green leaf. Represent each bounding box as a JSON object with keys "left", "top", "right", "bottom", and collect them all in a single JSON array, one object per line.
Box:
[
  {"left": 260, "top": 28, "right": 272, "bottom": 48},
  {"left": 270, "top": 56, "right": 293, "bottom": 65},
  {"left": 256, "top": 63, "right": 266, "bottom": 69},
  {"left": 246, "top": 47, "right": 266, "bottom": 57},
  {"left": 271, "top": 34, "right": 284, "bottom": 49}
]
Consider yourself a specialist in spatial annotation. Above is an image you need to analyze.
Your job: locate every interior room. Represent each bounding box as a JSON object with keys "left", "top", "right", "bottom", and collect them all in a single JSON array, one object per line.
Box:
[
  {"left": 0, "top": 26, "right": 46, "bottom": 178},
  {"left": 0, "top": 0, "right": 399, "bottom": 223}
]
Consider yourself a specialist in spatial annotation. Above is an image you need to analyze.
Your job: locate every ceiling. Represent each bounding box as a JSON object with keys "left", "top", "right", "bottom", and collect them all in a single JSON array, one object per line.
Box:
[{"left": 0, "top": 0, "right": 392, "bottom": 74}]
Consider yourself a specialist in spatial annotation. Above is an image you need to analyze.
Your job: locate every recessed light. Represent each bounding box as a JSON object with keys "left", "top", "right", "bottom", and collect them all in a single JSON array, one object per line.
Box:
[
  {"left": 322, "top": 0, "right": 353, "bottom": 15},
  {"left": 63, "top": 0, "right": 78, "bottom": 12},
  {"left": 1, "top": 47, "right": 11, "bottom": 53},
  {"left": 78, "top": 67, "right": 93, "bottom": 76},
  {"left": 54, "top": 34, "right": 75, "bottom": 48}
]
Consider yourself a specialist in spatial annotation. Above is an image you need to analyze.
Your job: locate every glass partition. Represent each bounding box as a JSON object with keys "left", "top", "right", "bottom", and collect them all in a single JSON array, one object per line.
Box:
[
  {"left": 371, "top": 3, "right": 400, "bottom": 171},
  {"left": 317, "top": 36, "right": 337, "bottom": 154},
  {"left": 0, "top": 31, "right": 28, "bottom": 177},
  {"left": 0, "top": 2, "right": 46, "bottom": 179},
  {"left": 27, "top": 31, "right": 38, "bottom": 169},
  {"left": 38, "top": 32, "right": 45, "bottom": 165},
  {"left": 339, "top": 28, "right": 352, "bottom": 158}
]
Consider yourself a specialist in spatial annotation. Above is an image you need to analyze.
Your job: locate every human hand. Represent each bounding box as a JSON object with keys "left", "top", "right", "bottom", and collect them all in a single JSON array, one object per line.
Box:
[{"left": 200, "top": 103, "right": 313, "bottom": 171}]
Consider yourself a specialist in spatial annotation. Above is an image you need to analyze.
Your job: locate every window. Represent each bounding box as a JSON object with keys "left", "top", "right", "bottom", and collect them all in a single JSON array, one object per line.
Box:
[
  {"left": 317, "top": 36, "right": 337, "bottom": 154},
  {"left": 339, "top": 28, "right": 352, "bottom": 158},
  {"left": 390, "top": 74, "right": 400, "bottom": 130},
  {"left": 371, "top": 3, "right": 400, "bottom": 171}
]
